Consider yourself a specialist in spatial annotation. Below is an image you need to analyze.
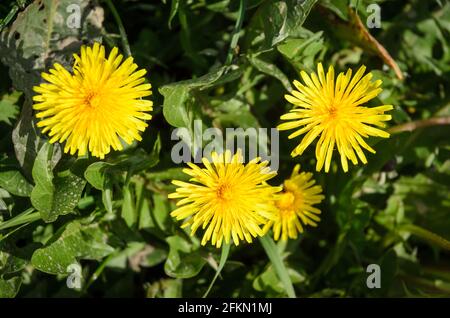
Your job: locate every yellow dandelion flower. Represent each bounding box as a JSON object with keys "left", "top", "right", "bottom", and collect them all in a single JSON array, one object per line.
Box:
[
  {"left": 168, "top": 150, "right": 281, "bottom": 248},
  {"left": 278, "top": 63, "right": 393, "bottom": 172},
  {"left": 264, "top": 165, "right": 324, "bottom": 241},
  {"left": 32, "top": 42, "right": 153, "bottom": 159}
]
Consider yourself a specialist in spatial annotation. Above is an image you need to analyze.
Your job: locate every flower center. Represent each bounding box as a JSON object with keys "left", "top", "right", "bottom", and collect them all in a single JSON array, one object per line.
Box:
[
  {"left": 216, "top": 183, "right": 234, "bottom": 201},
  {"left": 84, "top": 91, "right": 101, "bottom": 108},
  {"left": 276, "top": 192, "right": 296, "bottom": 211},
  {"left": 328, "top": 105, "right": 338, "bottom": 118}
]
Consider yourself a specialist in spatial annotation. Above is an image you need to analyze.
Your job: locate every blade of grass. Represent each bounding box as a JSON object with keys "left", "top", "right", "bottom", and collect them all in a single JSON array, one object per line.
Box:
[
  {"left": 104, "top": 0, "right": 131, "bottom": 57},
  {"left": 0, "top": 208, "right": 40, "bottom": 231},
  {"left": 226, "top": 0, "right": 247, "bottom": 65},
  {"left": 203, "top": 243, "right": 230, "bottom": 298},
  {"left": 259, "top": 235, "right": 296, "bottom": 298},
  {"left": 0, "top": 4, "right": 19, "bottom": 32}
]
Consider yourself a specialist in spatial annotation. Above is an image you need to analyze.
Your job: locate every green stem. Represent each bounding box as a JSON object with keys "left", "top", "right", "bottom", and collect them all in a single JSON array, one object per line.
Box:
[
  {"left": 398, "top": 224, "right": 450, "bottom": 251},
  {"left": 259, "top": 235, "right": 296, "bottom": 298},
  {"left": 226, "top": 0, "right": 247, "bottom": 65},
  {"left": 0, "top": 5, "right": 19, "bottom": 32},
  {"left": 399, "top": 273, "right": 450, "bottom": 293},
  {"left": 203, "top": 243, "right": 230, "bottom": 298},
  {"left": 0, "top": 208, "right": 40, "bottom": 231},
  {"left": 84, "top": 253, "right": 116, "bottom": 292},
  {"left": 105, "top": 0, "right": 132, "bottom": 57}
]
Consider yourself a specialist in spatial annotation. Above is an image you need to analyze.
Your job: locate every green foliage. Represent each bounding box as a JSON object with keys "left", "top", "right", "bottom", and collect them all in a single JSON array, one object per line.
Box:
[
  {"left": 30, "top": 143, "right": 87, "bottom": 222},
  {"left": 0, "top": 0, "right": 103, "bottom": 97},
  {"left": 0, "top": 0, "right": 449, "bottom": 298},
  {"left": 31, "top": 218, "right": 115, "bottom": 275},
  {"left": 0, "top": 92, "right": 20, "bottom": 125}
]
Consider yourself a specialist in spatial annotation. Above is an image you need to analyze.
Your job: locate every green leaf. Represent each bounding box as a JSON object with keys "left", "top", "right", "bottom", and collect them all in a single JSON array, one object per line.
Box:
[
  {"left": 0, "top": 92, "right": 20, "bottom": 125},
  {"left": 0, "top": 241, "right": 39, "bottom": 297},
  {"left": 164, "top": 235, "right": 206, "bottom": 279},
  {"left": 0, "top": 159, "right": 33, "bottom": 197},
  {"left": 0, "top": 243, "right": 28, "bottom": 275},
  {"left": 211, "top": 98, "right": 260, "bottom": 128},
  {"left": 109, "top": 138, "right": 161, "bottom": 174},
  {"left": 121, "top": 185, "right": 136, "bottom": 228},
  {"left": 253, "top": 265, "right": 305, "bottom": 296},
  {"left": 136, "top": 183, "right": 172, "bottom": 241},
  {"left": 30, "top": 143, "right": 54, "bottom": 213},
  {"left": 31, "top": 219, "right": 115, "bottom": 275},
  {"left": 160, "top": 66, "right": 241, "bottom": 128},
  {"left": 11, "top": 102, "right": 46, "bottom": 178},
  {"left": 247, "top": 0, "right": 318, "bottom": 50},
  {"left": 146, "top": 278, "right": 182, "bottom": 298},
  {"left": 0, "top": 0, "right": 104, "bottom": 97},
  {"left": 85, "top": 137, "right": 161, "bottom": 189},
  {"left": 84, "top": 162, "right": 113, "bottom": 191},
  {"left": 31, "top": 144, "right": 87, "bottom": 222},
  {"left": 161, "top": 85, "right": 191, "bottom": 128},
  {"left": 145, "top": 167, "right": 187, "bottom": 182},
  {"left": 259, "top": 235, "right": 296, "bottom": 298},
  {"left": 277, "top": 30, "right": 325, "bottom": 71},
  {"left": 377, "top": 173, "right": 450, "bottom": 240},
  {"left": 0, "top": 276, "right": 21, "bottom": 298},
  {"left": 143, "top": 248, "right": 168, "bottom": 268},
  {"left": 248, "top": 54, "right": 292, "bottom": 91}
]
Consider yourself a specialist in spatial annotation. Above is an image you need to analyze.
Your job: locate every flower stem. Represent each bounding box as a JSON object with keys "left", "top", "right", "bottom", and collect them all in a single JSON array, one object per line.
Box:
[
  {"left": 84, "top": 252, "right": 116, "bottom": 292},
  {"left": 398, "top": 224, "right": 450, "bottom": 251},
  {"left": 105, "top": 0, "right": 132, "bottom": 57},
  {"left": 388, "top": 116, "right": 450, "bottom": 134}
]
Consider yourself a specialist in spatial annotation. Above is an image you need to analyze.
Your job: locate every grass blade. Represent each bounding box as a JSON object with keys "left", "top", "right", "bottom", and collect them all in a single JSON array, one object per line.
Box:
[
  {"left": 203, "top": 243, "right": 230, "bottom": 298},
  {"left": 259, "top": 235, "right": 296, "bottom": 298}
]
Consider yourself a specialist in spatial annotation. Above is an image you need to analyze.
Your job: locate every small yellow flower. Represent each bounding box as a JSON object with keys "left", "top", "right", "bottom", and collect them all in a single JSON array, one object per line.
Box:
[
  {"left": 168, "top": 150, "right": 281, "bottom": 248},
  {"left": 278, "top": 63, "right": 393, "bottom": 172},
  {"left": 264, "top": 165, "right": 324, "bottom": 241},
  {"left": 33, "top": 42, "right": 153, "bottom": 159}
]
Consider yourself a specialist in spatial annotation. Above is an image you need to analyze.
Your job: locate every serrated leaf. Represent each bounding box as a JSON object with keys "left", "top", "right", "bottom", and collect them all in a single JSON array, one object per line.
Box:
[{"left": 0, "top": 0, "right": 104, "bottom": 97}]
